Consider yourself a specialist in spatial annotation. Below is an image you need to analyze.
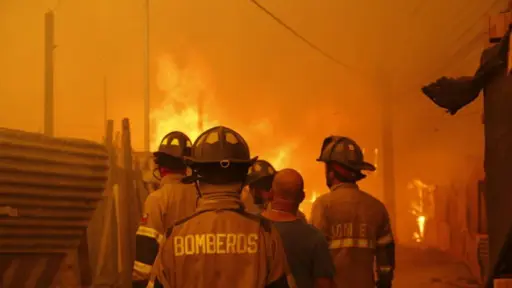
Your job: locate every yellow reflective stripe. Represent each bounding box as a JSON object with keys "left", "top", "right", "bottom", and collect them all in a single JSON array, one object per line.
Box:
[
  {"left": 378, "top": 266, "right": 393, "bottom": 273},
  {"left": 146, "top": 280, "right": 155, "bottom": 288},
  {"left": 329, "top": 238, "right": 374, "bottom": 249},
  {"left": 376, "top": 233, "right": 393, "bottom": 246},
  {"left": 133, "top": 260, "right": 153, "bottom": 277},
  {"left": 137, "top": 226, "right": 165, "bottom": 245}
]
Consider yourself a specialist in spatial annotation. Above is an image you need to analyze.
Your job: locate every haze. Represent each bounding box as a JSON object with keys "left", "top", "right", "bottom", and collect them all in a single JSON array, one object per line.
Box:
[{"left": 1, "top": 0, "right": 501, "bottom": 240}]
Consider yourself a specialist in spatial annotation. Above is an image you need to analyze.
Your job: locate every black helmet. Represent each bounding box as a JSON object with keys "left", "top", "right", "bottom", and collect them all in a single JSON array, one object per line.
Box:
[
  {"left": 185, "top": 126, "right": 257, "bottom": 165},
  {"left": 246, "top": 160, "right": 276, "bottom": 186},
  {"left": 183, "top": 126, "right": 257, "bottom": 185},
  {"left": 317, "top": 136, "right": 375, "bottom": 172},
  {"left": 153, "top": 131, "right": 192, "bottom": 159}
]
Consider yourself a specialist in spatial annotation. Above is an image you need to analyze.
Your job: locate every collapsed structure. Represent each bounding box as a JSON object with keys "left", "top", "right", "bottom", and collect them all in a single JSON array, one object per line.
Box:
[{"left": 422, "top": 9, "right": 512, "bottom": 287}]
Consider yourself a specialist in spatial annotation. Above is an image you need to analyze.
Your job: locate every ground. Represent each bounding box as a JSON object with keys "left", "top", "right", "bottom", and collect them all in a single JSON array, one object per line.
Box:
[{"left": 394, "top": 245, "right": 480, "bottom": 288}]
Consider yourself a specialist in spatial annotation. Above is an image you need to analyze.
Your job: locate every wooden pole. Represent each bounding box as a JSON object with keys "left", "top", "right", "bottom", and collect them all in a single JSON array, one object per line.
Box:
[
  {"left": 44, "top": 11, "right": 55, "bottom": 136},
  {"left": 103, "top": 77, "right": 107, "bottom": 130},
  {"left": 143, "top": 0, "right": 150, "bottom": 151},
  {"left": 118, "top": 118, "right": 135, "bottom": 286}
]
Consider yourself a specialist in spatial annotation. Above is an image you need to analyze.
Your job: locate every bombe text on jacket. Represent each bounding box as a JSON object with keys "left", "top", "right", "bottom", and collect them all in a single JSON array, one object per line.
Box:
[{"left": 173, "top": 233, "right": 258, "bottom": 256}]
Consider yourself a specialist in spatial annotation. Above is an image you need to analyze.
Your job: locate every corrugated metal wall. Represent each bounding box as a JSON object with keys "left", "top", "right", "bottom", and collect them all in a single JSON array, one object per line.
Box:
[{"left": 0, "top": 128, "right": 109, "bottom": 287}]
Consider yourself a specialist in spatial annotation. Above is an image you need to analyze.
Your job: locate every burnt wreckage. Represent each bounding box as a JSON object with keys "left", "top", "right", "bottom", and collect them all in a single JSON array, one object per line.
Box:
[{"left": 422, "top": 25, "right": 512, "bottom": 286}]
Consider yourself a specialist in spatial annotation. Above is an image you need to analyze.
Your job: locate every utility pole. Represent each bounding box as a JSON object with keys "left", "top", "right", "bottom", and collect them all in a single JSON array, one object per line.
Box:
[
  {"left": 197, "top": 92, "right": 204, "bottom": 132},
  {"left": 44, "top": 11, "right": 55, "bottom": 136},
  {"left": 143, "top": 0, "right": 150, "bottom": 151},
  {"left": 375, "top": 2, "right": 397, "bottom": 236},
  {"left": 380, "top": 73, "right": 397, "bottom": 236},
  {"left": 103, "top": 76, "right": 107, "bottom": 128}
]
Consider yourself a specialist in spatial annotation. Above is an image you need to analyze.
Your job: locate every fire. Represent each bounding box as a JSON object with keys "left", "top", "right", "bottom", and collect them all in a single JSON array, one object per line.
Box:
[
  {"left": 408, "top": 179, "right": 435, "bottom": 243},
  {"left": 150, "top": 53, "right": 295, "bottom": 172}
]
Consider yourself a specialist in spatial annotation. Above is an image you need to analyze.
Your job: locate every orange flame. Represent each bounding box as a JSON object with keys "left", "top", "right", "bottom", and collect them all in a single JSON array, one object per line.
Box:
[
  {"left": 408, "top": 179, "right": 435, "bottom": 243},
  {"left": 151, "top": 54, "right": 295, "bottom": 171}
]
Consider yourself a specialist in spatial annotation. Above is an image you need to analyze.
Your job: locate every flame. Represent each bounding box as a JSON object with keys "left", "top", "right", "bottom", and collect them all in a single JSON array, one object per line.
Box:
[
  {"left": 151, "top": 55, "right": 218, "bottom": 148},
  {"left": 408, "top": 179, "right": 435, "bottom": 243},
  {"left": 150, "top": 54, "right": 295, "bottom": 173}
]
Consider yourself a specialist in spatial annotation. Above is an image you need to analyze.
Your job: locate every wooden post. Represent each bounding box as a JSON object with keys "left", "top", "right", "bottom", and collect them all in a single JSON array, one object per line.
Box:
[
  {"left": 77, "top": 231, "right": 93, "bottom": 286},
  {"left": 44, "top": 11, "right": 55, "bottom": 136},
  {"left": 143, "top": 0, "right": 150, "bottom": 152},
  {"left": 103, "top": 77, "right": 108, "bottom": 130},
  {"left": 118, "top": 118, "right": 135, "bottom": 286},
  {"left": 90, "top": 119, "right": 120, "bottom": 285}
]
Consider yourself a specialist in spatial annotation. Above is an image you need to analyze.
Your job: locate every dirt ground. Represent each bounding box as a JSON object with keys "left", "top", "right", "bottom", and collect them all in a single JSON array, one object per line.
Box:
[{"left": 393, "top": 245, "right": 480, "bottom": 288}]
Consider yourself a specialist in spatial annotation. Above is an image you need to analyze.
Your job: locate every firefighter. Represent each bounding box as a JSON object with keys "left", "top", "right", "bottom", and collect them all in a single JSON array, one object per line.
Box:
[
  {"left": 242, "top": 159, "right": 276, "bottom": 214},
  {"left": 132, "top": 131, "right": 198, "bottom": 288},
  {"left": 151, "top": 126, "right": 296, "bottom": 288},
  {"left": 310, "top": 136, "right": 395, "bottom": 288},
  {"left": 242, "top": 160, "right": 308, "bottom": 222}
]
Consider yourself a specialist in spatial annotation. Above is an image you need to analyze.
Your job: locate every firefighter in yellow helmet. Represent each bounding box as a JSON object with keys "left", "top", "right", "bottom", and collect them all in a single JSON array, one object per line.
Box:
[
  {"left": 151, "top": 126, "right": 296, "bottom": 288},
  {"left": 310, "top": 136, "right": 395, "bottom": 288},
  {"left": 132, "top": 131, "right": 198, "bottom": 288}
]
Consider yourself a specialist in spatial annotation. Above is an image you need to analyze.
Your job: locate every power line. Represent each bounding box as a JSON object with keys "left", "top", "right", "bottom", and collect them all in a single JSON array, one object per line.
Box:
[
  {"left": 397, "top": 0, "right": 504, "bottom": 76},
  {"left": 248, "top": 0, "right": 359, "bottom": 73},
  {"left": 397, "top": 0, "right": 506, "bottom": 95}
]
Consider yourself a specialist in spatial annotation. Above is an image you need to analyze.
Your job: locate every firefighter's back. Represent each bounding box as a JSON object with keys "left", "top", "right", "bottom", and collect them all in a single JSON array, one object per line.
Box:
[
  {"left": 319, "top": 183, "right": 388, "bottom": 288},
  {"left": 162, "top": 209, "right": 275, "bottom": 288},
  {"left": 160, "top": 176, "right": 198, "bottom": 226}
]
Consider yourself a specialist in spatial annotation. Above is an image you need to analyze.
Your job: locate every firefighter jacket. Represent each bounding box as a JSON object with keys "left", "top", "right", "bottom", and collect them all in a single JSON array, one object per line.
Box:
[
  {"left": 310, "top": 183, "right": 395, "bottom": 288},
  {"left": 132, "top": 174, "right": 198, "bottom": 286},
  {"left": 150, "top": 183, "right": 297, "bottom": 288}
]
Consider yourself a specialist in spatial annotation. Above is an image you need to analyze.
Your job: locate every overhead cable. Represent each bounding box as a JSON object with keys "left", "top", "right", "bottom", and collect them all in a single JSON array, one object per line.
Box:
[{"left": 248, "top": 0, "right": 359, "bottom": 73}]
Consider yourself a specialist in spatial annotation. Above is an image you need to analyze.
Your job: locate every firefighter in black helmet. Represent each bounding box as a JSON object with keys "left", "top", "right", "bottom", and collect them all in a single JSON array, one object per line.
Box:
[
  {"left": 310, "top": 136, "right": 395, "bottom": 288},
  {"left": 242, "top": 159, "right": 276, "bottom": 214},
  {"left": 151, "top": 126, "right": 296, "bottom": 288},
  {"left": 242, "top": 160, "right": 308, "bottom": 221},
  {"left": 132, "top": 131, "right": 198, "bottom": 288}
]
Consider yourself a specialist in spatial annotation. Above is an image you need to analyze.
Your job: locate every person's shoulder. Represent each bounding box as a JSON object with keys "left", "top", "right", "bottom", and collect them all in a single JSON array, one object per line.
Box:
[
  {"left": 359, "top": 189, "right": 387, "bottom": 209},
  {"left": 313, "top": 192, "right": 330, "bottom": 205},
  {"left": 145, "top": 188, "right": 163, "bottom": 203},
  {"left": 240, "top": 211, "right": 274, "bottom": 233}
]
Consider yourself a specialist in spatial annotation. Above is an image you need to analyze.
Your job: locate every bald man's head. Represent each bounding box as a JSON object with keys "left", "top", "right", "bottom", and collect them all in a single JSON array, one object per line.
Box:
[{"left": 271, "top": 168, "right": 305, "bottom": 204}]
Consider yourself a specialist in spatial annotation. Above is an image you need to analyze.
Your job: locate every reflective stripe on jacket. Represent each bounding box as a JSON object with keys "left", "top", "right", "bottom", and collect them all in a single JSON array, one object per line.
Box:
[{"left": 310, "top": 183, "right": 394, "bottom": 288}]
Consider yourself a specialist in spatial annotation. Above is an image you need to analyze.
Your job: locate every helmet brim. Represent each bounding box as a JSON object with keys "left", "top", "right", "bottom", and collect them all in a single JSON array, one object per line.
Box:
[
  {"left": 359, "top": 162, "right": 376, "bottom": 172},
  {"left": 181, "top": 175, "right": 197, "bottom": 184},
  {"left": 318, "top": 159, "right": 376, "bottom": 172},
  {"left": 246, "top": 174, "right": 274, "bottom": 186},
  {"left": 184, "top": 156, "right": 258, "bottom": 166}
]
